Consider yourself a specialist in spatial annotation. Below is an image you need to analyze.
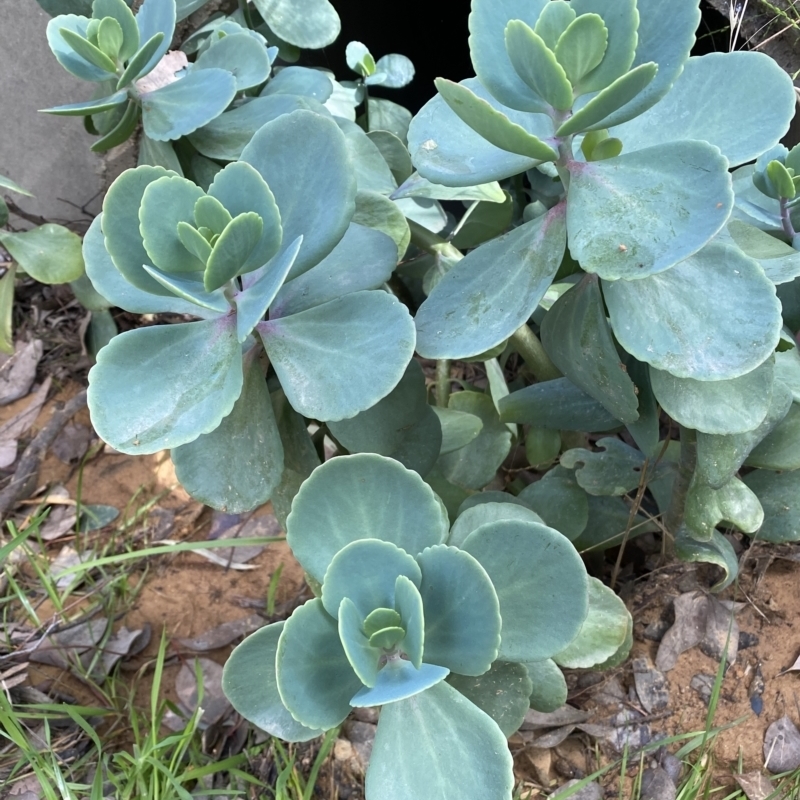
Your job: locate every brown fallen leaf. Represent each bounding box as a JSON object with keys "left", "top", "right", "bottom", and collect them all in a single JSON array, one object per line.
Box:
[
  {"left": 174, "top": 614, "right": 264, "bottom": 652},
  {"left": 0, "top": 339, "right": 42, "bottom": 406},
  {"left": 173, "top": 657, "right": 232, "bottom": 729},
  {"left": 51, "top": 423, "right": 92, "bottom": 464},
  {"left": 521, "top": 705, "right": 590, "bottom": 730},
  {"left": 735, "top": 771, "right": 785, "bottom": 800},
  {"left": 0, "top": 376, "right": 51, "bottom": 467},
  {"left": 656, "top": 592, "right": 708, "bottom": 672}
]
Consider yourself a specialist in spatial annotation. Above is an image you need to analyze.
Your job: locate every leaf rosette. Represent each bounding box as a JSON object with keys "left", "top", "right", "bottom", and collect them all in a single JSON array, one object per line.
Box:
[
  {"left": 223, "top": 454, "right": 632, "bottom": 800},
  {"left": 85, "top": 111, "right": 414, "bottom": 513}
]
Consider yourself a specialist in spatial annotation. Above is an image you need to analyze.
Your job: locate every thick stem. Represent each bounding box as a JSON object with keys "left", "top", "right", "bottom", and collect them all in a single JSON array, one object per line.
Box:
[
  {"left": 238, "top": 0, "right": 254, "bottom": 28},
  {"left": 435, "top": 359, "right": 451, "bottom": 407},
  {"left": 509, "top": 323, "right": 561, "bottom": 382},
  {"left": 362, "top": 83, "right": 370, "bottom": 132},
  {"left": 664, "top": 426, "right": 697, "bottom": 538},
  {"left": 407, "top": 219, "right": 463, "bottom": 261},
  {"left": 780, "top": 196, "right": 797, "bottom": 238}
]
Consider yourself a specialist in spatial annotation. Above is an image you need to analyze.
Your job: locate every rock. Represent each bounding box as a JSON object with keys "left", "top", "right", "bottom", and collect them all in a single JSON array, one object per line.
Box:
[
  {"left": 343, "top": 720, "right": 376, "bottom": 770},
  {"left": 764, "top": 716, "right": 800, "bottom": 773},
  {"left": 333, "top": 739, "right": 355, "bottom": 761},
  {"left": 656, "top": 592, "right": 708, "bottom": 672},
  {"left": 633, "top": 658, "right": 669, "bottom": 713},
  {"left": 640, "top": 766, "right": 677, "bottom": 800},
  {"left": 643, "top": 619, "right": 671, "bottom": 642},
  {"left": 690, "top": 674, "right": 715, "bottom": 706},
  {"left": 558, "top": 779, "right": 602, "bottom": 800},
  {"left": 738, "top": 631, "right": 760, "bottom": 650}
]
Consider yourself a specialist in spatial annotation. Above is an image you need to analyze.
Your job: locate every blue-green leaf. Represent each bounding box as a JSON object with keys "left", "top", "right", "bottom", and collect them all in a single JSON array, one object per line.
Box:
[
  {"left": 727, "top": 220, "right": 800, "bottom": 285},
  {"left": 534, "top": 1, "right": 576, "bottom": 49},
  {"left": 499, "top": 378, "right": 622, "bottom": 431},
  {"left": 235, "top": 237, "right": 301, "bottom": 343},
  {"left": 742, "top": 469, "right": 800, "bottom": 543},
  {"left": 745, "top": 403, "right": 800, "bottom": 471},
  {"left": 553, "top": 578, "right": 631, "bottom": 669},
  {"left": 685, "top": 473, "right": 764, "bottom": 542},
  {"left": 367, "top": 681, "right": 514, "bottom": 800},
  {"left": 41, "top": 89, "right": 129, "bottom": 116},
  {"left": 523, "top": 658, "right": 567, "bottom": 712},
  {"left": 276, "top": 599, "right": 361, "bottom": 730},
  {"left": 416, "top": 204, "right": 566, "bottom": 359},
  {"left": 351, "top": 660, "right": 449, "bottom": 707},
  {"left": 204, "top": 213, "right": 264, "bottom": 291},
  {"left": 0, "top": 225, "right": 84, "bottom": 284},
  {"left": 541, "top": 274, "right": 639, "bottom": 423},
  {"left": 116, "top": 32, "right": 164, "bottom": 88},
  {"left": 448, "top": 662, "right": 532, "bottom": 737},
  {"left": 438, "top": 392, "right": 511, "bottom": 490},
  {"left": 83, "top": 216, "right": 212, "bottom": 316},
  {"left": 135, "top": 0, "right": 176, "bottom": 77},
  {"left": 261, "top": 66, "right": 333, "bottom": 102},
  {"left": 139, "top": 175, "right": 206, "bottom": 273},
  {"left": 189, "top": 95, "right": 327, "bottom": 162},
  {"left": 286, "top": 454, "right": 449, "bottom": 585},
  {"left": 222, "top": 622, "right": 323, "bottom": 741},
  {"left": 603, "top": 240, "right": 782, "bottom": 380},
  {"left": 241, "top": 111, "right": 356, "bottom": 280},
  {"left": 171, "top": 353, "right": 283, "bottom": 513},
  {"left": 327, "top": 360, "right": 442, "bottom": 478},
  {"left": 47, "top": 15, "right": 114, "bottom": 81},
  {"left": 463, "top": 519, "right": 588, "bottom": 661},
  {"left": 674, "top": 527, "right": 738, "bottom": 591},
  {"left": 271, "top": 224, "right": 396, "bottom": 318},
  {"left": 650, "top": 358, "right": 774, "bottom": 435},
  {"left": 567, "top": 141, "right": 732, "bottom": 280},
  {"left": 571, "top": 494, "right": 658, "bottom": 551},
  {"left": 611, "top": 53, "right": 796, "bottom": 168},
  {"left": 141, "top": 266, "right": 228, "bottom": 313},
  {"left": 408, "top": 78, "right": 554, "bottom": 187},
  {"left": 335, "top": 118, "right": 397, "bottom": 195},
  {"left": 416, "top": 544, "right": 501, "bottom": 676},
  {"left": 448, "top": 502, "right": 543, "bottom": 548},
  {"left": 394, "top": 576, "right": 424, "bottom": 668},
  {"left": 194, "top": 33, "right": 272, "bottom": 90},
  {"left": 560, "top": 438, "right": 654, "bottom": 497},
  {"left": 87, "top": 317, "right": 242, "bottom": 454},
  {"left": 259, "top": 291, "right": 415, "bottom": 422},
  {"left": 338, "top": 597, "right": 381, "bottom": 687},
  {"left": 553, "top": 13, "right": 608, "bottom": 88},
  {"left": 518, "top": 467, "right": 589, "bottom": 541},
  {"left": 138, "top": 133, "right": 183, "bottom": 174},
  {"left": 321, "top": 539, "right": 421, "bottom": 619},
  {"left": 252, "top": 0, "right": 340, "bottom": 49},
  {"left": 141, "top": 69, "right": 237, "bottom": 141},
  {"left": 435, "top": 407, "right": 484, "bottom": 455},
  {"left": 468, "top": 0, "right": 550, "bottom": 112},
  {"left": 93, "top": 0, "right": 139, "bottom": 61}
]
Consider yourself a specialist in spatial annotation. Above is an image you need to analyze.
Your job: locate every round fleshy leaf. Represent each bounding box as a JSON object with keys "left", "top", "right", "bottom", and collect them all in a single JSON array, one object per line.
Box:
[
  {"left": 351, "top": 660, "right": 449, "bottom": 707},
  {"left": 742, "top": 470, "right": 800, "bottom": 543},
  {"left": 462, "top": 520, "right": 589, "bottom": 661},
  {"left": 328, "top": 359, "right": 442, "bottom": 478},
  {"left": 241, "top": 110, "right": 356, "bottom": 280},
  {"left": 352, "top": 190, "right": 410, "bottom": 259},
  {"left": 83, "top": 216, "right": 213, "bottom": 316},
  {"left": 222, "top": 622, "right": 322, "bottom": 742},
  {"left": 745, "top": 403, "right": 800, "bottom": 471},
  {"left": 374, "top": 53, "right": 415, "bottom": 89},
  {"left": 571, "top": 494, "right": 658, "bottom": 552},
  {"left": 87, "top": 317, "right": 243, "bottom": 454},
  {"left": 434, "top": 407, "right": 483, "bottom": 455},
  {"left": 611, "top": 52, "right": 796, "bottom": 168},
  {"left": 204, "top": 213, "right": 264, "bottom": 291},
  {"left": 540, "top": 274, "right": 639, "bottom": 423},
  {"left": 252, "top": 0, "right": 340, "bottom": 49},
  {"left": 101, "top": 165, "right": 176, "bottom": 295},
  {"left": 171, "top": 354, "right": 283, "bottom": 513},
  {"left": 259, "top": 290, "right": 415, "bottom": 422},
  {"left": 415, "top": 204, "right": 566, "bottom": 360},
  {"left": 448, "top": 661, "right": 532, "bottom": 737},
  {"left": 674, "top": 528, "right": 738, "bottom": 592},
  {"left": 727, "top": 220, "right": 800, "bottom": 285},
  {"left": 141, "top": 69, "right": 237, "bottom": 142},
  {"left": 286, "top": 454, "right": 449, "bottom": 585},
  {"left": 684, "top": 474, "right": 764, "bottom": 542},
  {"left": 139, "top": 175, "right": 206, "bottom": 274},
  {"left": 394, "top": 576, "right": 424, "bottom": 669},
  {"left": 468, "top": 0, "right": 550, "bottom": 112},
  {"left": 553, "top": 13, "right": 608, "bottom": 88},
  {"left": 47, "top": 14, "right": 113, "bottom": 82},
  {"left": 194, "top": 33, "right": 272, "bottom": 90},
  {"left": 0, "top": 225, "right": 83, "bottom": 284},
  {"left": 408, "top": 78, "right": 554, "bottom": 187},
  {"left": 261, "top": 65, "right": 334, "bottom": 102},
  {"left": 448, "top": 502, "right": 543, "bottom": 548},
  {"left": 336, "top": 118, "right": 396, "bottom": 196},
  {"left": 416, "top": 545, "right": 501, "bottom": 676},
  {"left": 569, "top": 0, "right": 638, "bottom": 93},
  {"left": 135, "top": 0, "right": 176, "bottom": 77},
  {"left": 518, "top": 468, "right": 589, "bottom": 541},
  {"left": 499, "top": 377, "right": 621, "bottom": 431},
  {"left": 366, "top": 680, "right": 514, "bottom": 800},
  {"left": 650, "top": 358, "right": 774, "bottom": 435},
  {"left": 207, "top": 161, "right": 283, "bottom": 274},
  {"left": 566, "top": 141, "right": 733, "bottom": 281},
  {"left": 603, "top": 240, "right": 782, "bottom": 380},
  {"left": 141, "top": 266, "right": 227, "bottom": 313},
  {"left": 338, "top": 597, "right": 381, "bottom": 687},
  {"left": 523, "top": 659, "right": 567, "bottom": 712},
  {"left": 553, "top": 578, "right": 631, "bottom": 669},
  {"left": 93, "top": 0, "right": 139, "bottom": 61},
  {"left": 189, "top": 94, "right": 327, "bottom": 162},
  {"left": 276, "top": 599, "right": 361, "bottom": 730},
  {"left": 438, "top": 392, "right": 512, "bottom": 491},
  {"left": 271, "top": 224, "right": 397, "bottom": 319},
  {"left": 534, "top": 0, "right": 576, "bottom": 48},
  {"left": 321, "top": 539, "right": 422, "bottom": 620}
]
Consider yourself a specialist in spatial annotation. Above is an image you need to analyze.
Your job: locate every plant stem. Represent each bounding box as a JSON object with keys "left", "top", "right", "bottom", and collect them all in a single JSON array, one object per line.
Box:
[
  {"left": 664, "top": 425, "right": 697, "bottom": 537},
  {"left": 407, "top": 219, "right": 463, "bottom": 261},
  {"left": 780, "top": 196, "right": 797, "bottom": 238},
  {"left": 362, "top": 83, "right": 370, "bottom": 132},
  {"left": 237, "top": 0, "right": 254, "bottom": 29},
  {"left": 435, "top": 359, "right": 451, "bottom": 407},
  {"left": 509, "top": 323, "right": 561, "bottom": 382}
]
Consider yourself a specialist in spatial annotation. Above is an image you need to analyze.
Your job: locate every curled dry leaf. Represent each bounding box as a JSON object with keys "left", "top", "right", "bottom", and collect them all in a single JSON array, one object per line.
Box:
[
  {"left": 735, "top": 771, "right": 785, "bottom": 800},
  {"left": 51, "top": 423, "right": 92, "bottom": 464},
  {"left": 174, "top": 657, "right": 233, "bottom": 729},
  {"left": 174, "top": 614, "right": 264, "bottom": 652},
  {"left": 0, "top": 376, "right": 51, "bottom": 468},
  {"left": 0, "top": 339, "right": 42, "bottom": 406},
  {"left": 29, "top": 615, "right": 108, "bottom": 669},
  {"left": 135, "top": 51, "right": 190, "bottom": 95},
  {"left": 49, "top": 544, "right": 95, "bottom": 589},
  {"left": 99, "top": 625, "right": 151, "bottom": 677},
  {"left": 656, "top": 592, "right": 708, "bottom": 672},
  {"left": 700, "top": 597, "right": 740, "bottom": 664},
  {"left": 39, "top": 486, "right": 76, "bottom": 541}
]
